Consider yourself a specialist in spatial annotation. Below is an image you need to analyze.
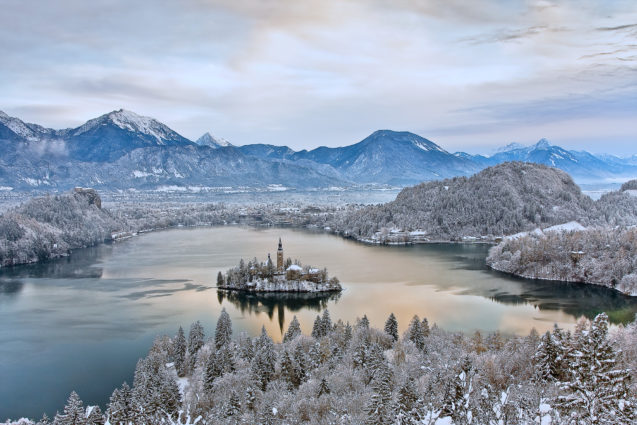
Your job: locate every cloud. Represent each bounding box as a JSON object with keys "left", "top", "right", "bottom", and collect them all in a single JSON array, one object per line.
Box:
[{"left": 0, "top": 0, "right": 635, "bottom": 154}]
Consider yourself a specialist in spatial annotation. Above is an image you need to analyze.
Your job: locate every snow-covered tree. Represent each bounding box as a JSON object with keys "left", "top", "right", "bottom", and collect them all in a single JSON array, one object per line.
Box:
[
  {"left": 556, "top": 313, "right": 633, "bottom": 424},
  {"left": 320, "top": 309, "right": 332, "bottom": 336},
  {"left": 172, "top": 326, "right": 187, "bottom": 377},
  {"left": 406, "top": 315, "right": 425, "bottom": 351},
  {"left": 311, "top": 315, "right": 323, "bottom": 339},
  {"left": 534, "top": 330, "right": 561, "bottom": 381},
  {"left": 252, "top": 327, "right": 276, "bottom": 391},
  {"left": 53, "top": 391, "right": 86, "bottom": 425},
  {"left": 106, "top": 382, "right": 134, "bottom": 425},
  {"left": 384, "top": 312, "right": 399, "bottom": 342},
  {"left": 317, "top": 378, "right": 330, "bottom": 397},
  {"left": 283, "top": 316, "right": 301, "bottom": 343},
  {"left": 365, "top": 363, "right": 394, "bottom": 425},
  {"left": 394, "top": 378, "right": 420, "bottom": 424},
  {"left": 84, "top": 406, "right": 104, "bottom": 425},
  {"left": 188, "top": 320, "right": 205, "bottom": 357},
  {"left": 214, "top": 308, "right": 232, "bottom": 350}
]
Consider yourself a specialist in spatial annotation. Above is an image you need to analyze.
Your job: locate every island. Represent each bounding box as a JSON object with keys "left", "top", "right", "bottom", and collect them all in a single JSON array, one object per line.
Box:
[{"left": 216, "top": 238, "right": 342, "bottom": 293}]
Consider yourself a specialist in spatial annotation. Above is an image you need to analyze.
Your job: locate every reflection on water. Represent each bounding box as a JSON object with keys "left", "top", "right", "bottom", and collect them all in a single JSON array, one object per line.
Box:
[
  {"left": 0, "top": 279, "right": 23, "bottom": 295},
  {"left": 218, "top": 289, "right": 342, "bottom": 333},
  {"left": 1, "top": 226, "right": 636, "bottom": 421}
]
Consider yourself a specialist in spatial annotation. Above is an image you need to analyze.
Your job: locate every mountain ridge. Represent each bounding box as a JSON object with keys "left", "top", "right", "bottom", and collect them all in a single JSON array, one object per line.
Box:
[{"left": 1, "top": 109, "right": 636, "bottom": 191}]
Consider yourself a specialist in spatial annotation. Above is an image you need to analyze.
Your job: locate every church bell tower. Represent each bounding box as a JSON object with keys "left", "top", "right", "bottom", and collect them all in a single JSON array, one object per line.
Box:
[{"left": 277, "top": 238, "right": 284, "bottom": 272}]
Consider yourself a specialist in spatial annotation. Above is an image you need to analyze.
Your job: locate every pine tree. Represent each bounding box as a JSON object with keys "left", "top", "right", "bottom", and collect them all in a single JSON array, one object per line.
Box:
[
  {"left": 204, "top": 350, "right": 222, "bottom": 391},
  {"left": 252, "top": 327, "right": 276, "bottom": 391},
  {"left": 358, "top": 315, "right": 370, "bottom": 330},
  {"left": 317, "top": 378, "right": 331, "bottom": 397},
  {"left": 344, "top": 322, "right": 353, "bottom": 345},
  {"left": 131, "top": 353, "right": 181, "bottom": 422},
  {"left": 395, "top": 378, "right": 420, "bottom": 425},
  {"left": 441, "top": 356, "right": 473, "bottom": 424},
  {"left": 406, "top": 315, "right": 425, "bottom": 350},
  {"left": 239, "top": 332, "right": 255, "bottom": 362},
  {"left": 384, "top": 312, "right": 399, "bottom": 342},
  {"left": 283, "top": 315, "right": 302, "bottom": 343},
  {"left": 217, "top": 271, "right": 225, "bottom": 286},
  {"left": 311, "top": 315, "right": 323, "bottom": 339},
  {"left": 159, "top": 369, "right": 181, "bottom": 420},
  {"left": 534, "top": 331, "right": 560, "bottom": 381},
  {"left": 321, "top": 309, "right": 332, "bottom": 336},
  {"left": 365, "top": 363, "right": 394, "bottom": 425},
  {"left": 36, "top": 414, "right": 51, "bottom": 425},
  {"left": 215, "top": 308, "right": 233, "bottom": 350},
  {"left": 188, "top": 320, "right": 205, "bottom": 357},
  {"left": 54, "top": 391, "right": 86, "bottom": 425},
  {"left": 421, "top": 317, "right": 430, "bottom": 337},
  {"left": 556, "top": 313, "right": 633, "bottom": 424},
  {"left": 172, "top": 326, "right": 187, "bottom": 377},
  {"left": 225, "top": 390, "right": 241, "bottom": 418},
  {"left": 293, "top": 343, "right": 308, "bottom": 383},
  {"left": 106, "top": 382, "right": 134, "bottom": 425},
  {"left": 245, "top": 386, "right": 257, "bottom": 412},
  {"left": 85, "top": 406, "right": 104, "bottom": 425},
  {"left": 552, "top": 323, "right": 570, "bottom": 381},
  {"left": 281, "top": 350, "right": 301, "bottom": 389}
]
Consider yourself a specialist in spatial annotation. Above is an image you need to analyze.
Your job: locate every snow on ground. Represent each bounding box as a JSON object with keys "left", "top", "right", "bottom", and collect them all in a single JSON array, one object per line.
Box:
[
  {"left": 132, "top": 170, "right": 153, "bottom": 178},
  {"left": 504, "top": 227, "right": 543, "bottom": 241},
  {"left": 626, "top": 189, "right": 637, "bottom": 197},
  {"left": 504, "top": 221, "right": 585, "bottom": 241},
  {"left": 544, "top": 221, "right": 586, "bottom": 233}
]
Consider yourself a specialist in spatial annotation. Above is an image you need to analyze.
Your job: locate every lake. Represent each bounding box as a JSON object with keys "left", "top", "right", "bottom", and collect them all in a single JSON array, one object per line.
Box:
[{"left": 1, "top": 226, "right": 636, "bottom": 420}]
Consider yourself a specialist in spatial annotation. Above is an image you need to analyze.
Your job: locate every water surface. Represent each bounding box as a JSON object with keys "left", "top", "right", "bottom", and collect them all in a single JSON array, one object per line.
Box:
[{"left": 1, "top": 226, "right": 636, "bottom": 420}]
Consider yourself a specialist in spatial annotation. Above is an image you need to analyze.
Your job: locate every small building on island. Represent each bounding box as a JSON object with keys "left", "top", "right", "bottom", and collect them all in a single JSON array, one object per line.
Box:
[{"left": 217, "top": 239, "right": 342, "bottom": 293}]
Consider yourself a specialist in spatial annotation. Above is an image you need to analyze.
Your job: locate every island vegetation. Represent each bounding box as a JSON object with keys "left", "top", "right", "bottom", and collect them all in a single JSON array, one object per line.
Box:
[
  {"left": 217, "top": 241, "right": 341, "bottom": 293},
  {"left": 4, "top": 310, "right": 636, "bottom": 424},
  {"left": 487, "top": 226, "right": 637, "bottom": 296}
]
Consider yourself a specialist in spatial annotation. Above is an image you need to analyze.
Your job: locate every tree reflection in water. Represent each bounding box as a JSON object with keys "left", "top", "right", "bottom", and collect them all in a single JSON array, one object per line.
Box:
[{"left": 217, "top": 289, "right": 341, "bottom": 332}]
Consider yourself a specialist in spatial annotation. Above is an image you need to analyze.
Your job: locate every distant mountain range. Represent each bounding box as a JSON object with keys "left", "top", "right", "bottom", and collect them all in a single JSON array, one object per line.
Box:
[{"left": 1, "top": 109, "right": 635, "bottom": 191}]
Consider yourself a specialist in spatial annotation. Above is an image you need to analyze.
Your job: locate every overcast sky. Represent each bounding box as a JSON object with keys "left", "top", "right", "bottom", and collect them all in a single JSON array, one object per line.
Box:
[{"left": 1, "top": 0, "right": 636, "bottom": 154}]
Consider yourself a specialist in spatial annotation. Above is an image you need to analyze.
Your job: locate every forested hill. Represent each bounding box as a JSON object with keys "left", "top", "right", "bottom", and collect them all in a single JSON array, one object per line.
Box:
[
  {"left": 335, "top": 162, "right": 596, "bottom": 241},
  {"left": 0, "top": 188, "right": 120, "bottom": 266}
]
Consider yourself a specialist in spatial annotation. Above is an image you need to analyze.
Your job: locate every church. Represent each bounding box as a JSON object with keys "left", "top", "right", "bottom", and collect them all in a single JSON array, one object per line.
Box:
[
  {"left": 268, "top": 238, "right": 321, "bottom": 281},
  {"left": 218, "top": 238, "right": 341, "bottom": 293}
]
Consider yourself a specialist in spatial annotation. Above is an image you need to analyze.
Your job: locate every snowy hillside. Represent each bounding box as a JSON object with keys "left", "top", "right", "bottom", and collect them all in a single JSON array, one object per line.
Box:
[
  {"left": 332, "top": 162, "right": 596, "bottom": 241},
  {"left": 487, "top": 226, "right": 637, "bottom": 296}
]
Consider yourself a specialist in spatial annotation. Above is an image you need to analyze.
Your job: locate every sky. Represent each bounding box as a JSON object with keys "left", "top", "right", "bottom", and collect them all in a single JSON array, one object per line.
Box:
[{"left": 1, "top": 0, "right": 636, "bottom": 154}]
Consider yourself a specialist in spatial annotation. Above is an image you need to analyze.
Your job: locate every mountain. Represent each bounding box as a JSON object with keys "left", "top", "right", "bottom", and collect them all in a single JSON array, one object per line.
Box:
[
  {"left": 0, "top": 110, "right": 59, "bottom": 142},
  {"left": 291, "top": 130, "right": 481, "bottom": 185},
  {"left": 2, "top": 109, "right": 636, "bottom": 192},
  {"left": 64, "top": 109, "right": 194, "bottom": 162},
  {"left": 196, "top": 132, "right": 234, "bottom": 148},
  {"left": 333, "top": 162, "right": 596, "bottom": 241},
  {"left": 458, "top": 138, "right": 637, "bottom": 182},
  {"left": 0, "top": 110, "right": 347, "bottom": 190}
]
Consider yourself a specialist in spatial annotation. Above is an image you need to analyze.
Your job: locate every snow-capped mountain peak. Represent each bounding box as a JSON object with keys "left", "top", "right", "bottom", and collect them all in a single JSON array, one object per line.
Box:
[
  {"left": 535, "top": 138, "right": 551, "bottom": 149},
  {"left": 0, "top": 110, "right": 49, "bottom": 141},
  {"left": 73, "top": 109, "right": 178, "bottom": 144},
  {"left": 196, "top": 132, "right": 233, "bottom": 148}
]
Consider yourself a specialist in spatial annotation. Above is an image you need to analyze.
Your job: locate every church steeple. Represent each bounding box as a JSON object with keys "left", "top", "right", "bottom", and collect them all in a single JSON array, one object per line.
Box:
[{"left": 277, "top": 238, "right": 284, "bottom": 272}]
